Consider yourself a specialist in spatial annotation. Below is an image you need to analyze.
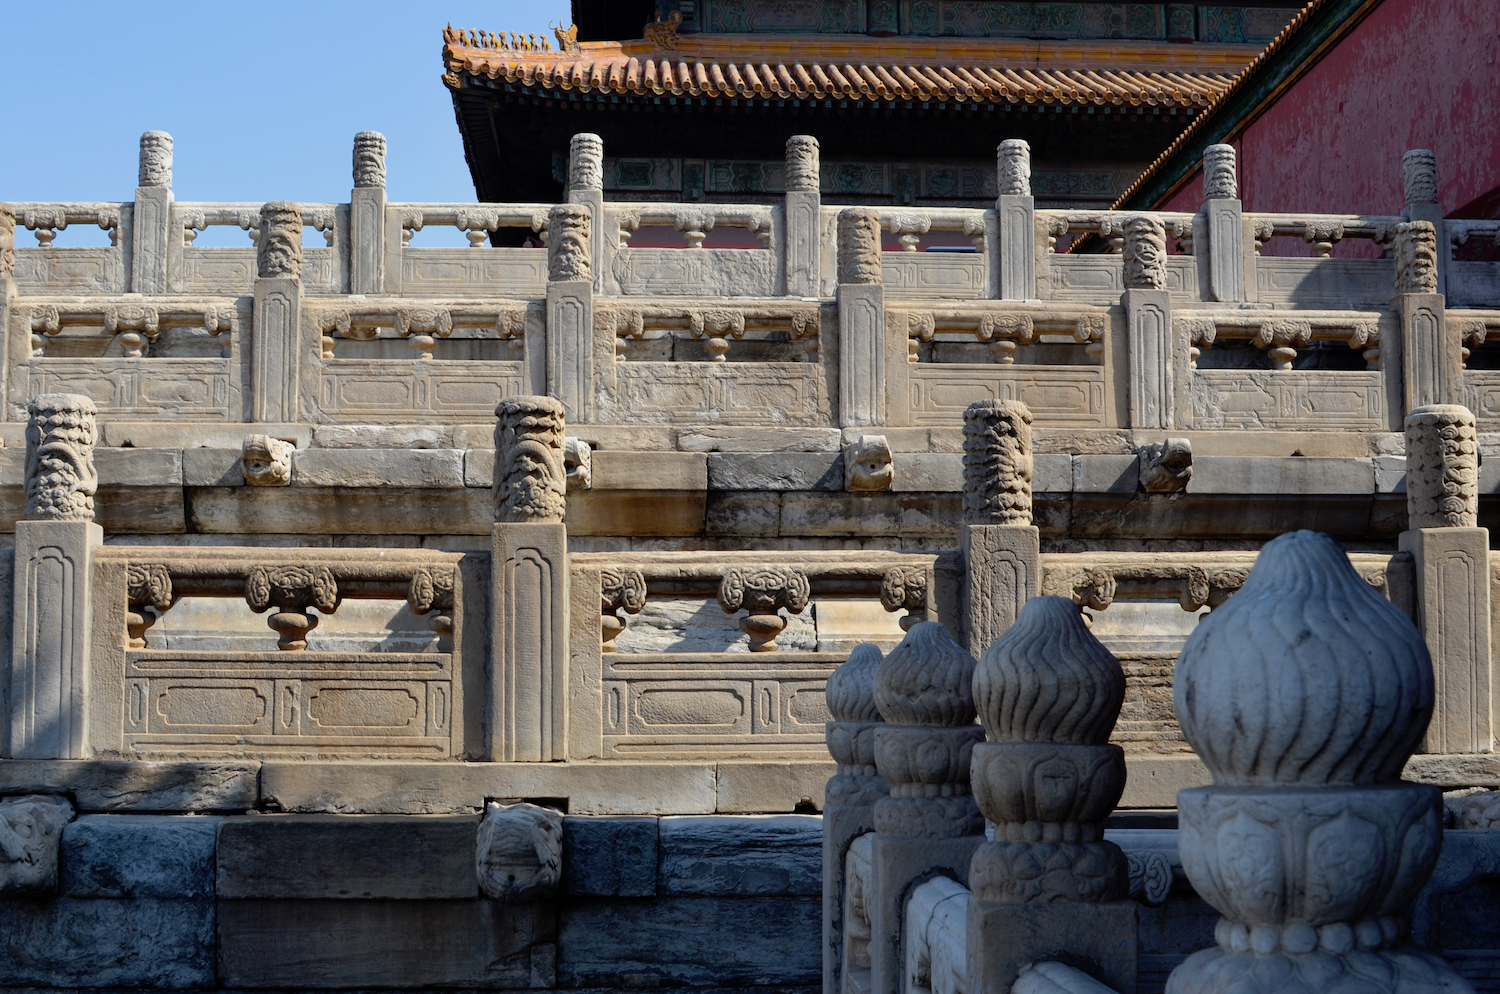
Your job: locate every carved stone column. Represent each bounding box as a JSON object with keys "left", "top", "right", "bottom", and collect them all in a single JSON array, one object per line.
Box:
[
  {"left": 350, "top": 131, "right": 387, "bottom": 294},
  {"left": 566, "top": 133, "right": 608, "bottom": 294},
  {"left": 996, "top": 139, "right": 1034, "bottom": 300},
  {"left": 11, "top": 394, "right": 102, "bottom": 759},
  {"left": 1394, "top": 220, "right": 1458, "bottom": 411},
  {"left": 786, "top": 135, "right": 822, "bottom": 296},
  {"left": 1124, "top": 215, "right": 1173, "bottom": 429},
  {"left": 1398, "top": 404, "right": 1492, "bottom": 754},
  {"left": 131, "top": 131, "right": 173, "bottom": 293},
  {"left": 869, "top": 622, "right": 985, "bottom": 994},
  {"left": 1201, "top": 144, "right": 1244, "bottom": 303},
  {"left": 1402, "top": 148, "right": 1446, "bottom": 297},
  {"left": 837, "top": 208, "right": 886, "bottom": 427},
  {"left": 960, "top": 399, "right": 1040, "bottom": 657},
  {"left": 1167, "top": 531, "right": 1469, "bottom": 994},
  {"left": 823, "top": 644, "right": 890, "bottom": 994},
  {"left": 546, "top": 204, "right": 597, "bottom": 422},
  {"left": 491, "top": 396, "right": 570, "bottom": 762},
  {"left": 251, "top": 202, "right": 310, "bottom": 423},
  {"left": 966, "top": 597, "right": 1138, "bottom": 994}
]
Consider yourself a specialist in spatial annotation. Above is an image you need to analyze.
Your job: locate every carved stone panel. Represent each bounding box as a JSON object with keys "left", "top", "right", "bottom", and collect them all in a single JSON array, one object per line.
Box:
[
  {"left": 1191, "top": 370, "right": 1385, "bottom": 430},
  {"left": 400, "top": 248, "right": 548, "bottom": 297},
  {"left": 13, "top": 248, "right": 127, "bottom": 295},
  {"left": 1255, "top": 257, "right": 1395, "bottom": 307},
  {"left": 907, "top": 366, "right": 1105, "bottom": 427},
  {"left": 613, "top": 249, "right": 776, "bottom": 297},
  {"left": 880, "top": 256, "right": 986, "bottom": 299},
  {"left": 600, "top": 362, "right": 827, "bottom": 426},
  {"left": 13, "top": 358, "right": 236, "bottom": 423},
  {"left": 316, "top": 359, "right": 525, "bottom": 424}
]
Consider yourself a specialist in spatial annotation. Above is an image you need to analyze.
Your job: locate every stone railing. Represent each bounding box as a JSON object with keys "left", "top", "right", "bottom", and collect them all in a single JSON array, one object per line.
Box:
[{"left": 4, "top": 131, "right": 1496, "bottom": 433}]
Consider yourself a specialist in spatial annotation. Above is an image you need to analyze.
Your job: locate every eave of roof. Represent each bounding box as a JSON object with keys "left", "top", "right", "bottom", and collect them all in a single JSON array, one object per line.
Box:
[
  {"left": 1113, "top": 0, "right": 1384, "bottom": 209},
  {"left": 441, "top": 29, "right": 1252, "bottom": 110}
]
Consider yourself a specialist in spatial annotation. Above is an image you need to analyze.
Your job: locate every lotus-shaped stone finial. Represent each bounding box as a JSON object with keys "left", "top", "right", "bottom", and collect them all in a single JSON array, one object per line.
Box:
[
  {"left": 874, "top": 621, "right": 977, "bottom": 727},
  {"left": 827, "top": 643, "right": 883, "bottom": 723}
]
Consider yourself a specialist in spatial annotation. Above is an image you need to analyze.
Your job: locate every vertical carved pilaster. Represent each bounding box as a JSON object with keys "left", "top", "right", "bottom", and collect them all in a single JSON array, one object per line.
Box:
[
  {"left": 996, "top": 139, "right": 1035, "bottom": 300},
  {"left": 1202, "top": 144, "right": 1244, "bottom": 303},
  {"left": 1124, "top": 218, "right": 1173, "bottom": 428},
  {"left": 492, "top": 395, "right": 570, "bottom": 762},
  {"left": 252, "top": 202, "right": 306, "bottom": 422},
  {"left": 131, "top": 131, "right": 173, "bottom": 293},
  {"left": 351, "top": 132, "right": 387, "bottom": 293},
  {"left": 838, "top": 208, "right": 885, "bottom": 427},
  {"left": 785, "top": 136, "right": 822, "bottom": 296},
  {"left": 12, "top": 393, "right": 102, "bottom": 759}
]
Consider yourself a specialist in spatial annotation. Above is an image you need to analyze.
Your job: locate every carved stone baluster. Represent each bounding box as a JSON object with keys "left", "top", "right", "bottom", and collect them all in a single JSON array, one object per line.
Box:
[
  {"left": 1168, "top": 531, "right": 1467, "bottom": 994},
  {"left": 960, "top": 399, "right": 1039, "bottom": 656},
  {"left": 879, "top": 566, "right": 927, "bottom": 630},
  {"left": 718, "top": 567, "right": 810, "bottom": 652},
  {"left": 599, "top": 567, "right": 646, "bottom": 652},
  {"left": 967, "top": 596, "right": 1136, "bottom": 994},
  {"left": 868, "top": 623, "right": 984, "bottom": 994},
  {"left": 126, "top": 564, "right": 173, "bottom": 648},
  {"left": 823, "top": 643, "right": 890, "bottom": 994},
  {"left": 407, "top": 566, "right": 456, "bottom": 649},
  {"left": 245, "top": 565, "right": 340, "bottom": 651}
]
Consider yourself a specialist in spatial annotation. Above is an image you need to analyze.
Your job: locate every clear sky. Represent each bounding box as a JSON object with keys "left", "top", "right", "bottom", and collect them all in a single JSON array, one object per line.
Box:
[{"left": 0, "top": 1, "right": 572, "bottom": 211}]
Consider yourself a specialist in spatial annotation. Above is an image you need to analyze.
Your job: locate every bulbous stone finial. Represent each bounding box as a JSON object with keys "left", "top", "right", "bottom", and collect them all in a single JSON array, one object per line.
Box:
[
  {"left": 874, "top": 621, "right": 978, "bottom": 727},
  {"left": 1174, "top": 530, "right": 1434, "bottom": 787},
  {"left": 997, "top": 139, "right": 1031, "bottom": 197},
  {"left": 827, "top": 643, "right": 883, "bottom": 723},
  {"left": 973, "top": 596, "right": 1124, "bottom": 745}
]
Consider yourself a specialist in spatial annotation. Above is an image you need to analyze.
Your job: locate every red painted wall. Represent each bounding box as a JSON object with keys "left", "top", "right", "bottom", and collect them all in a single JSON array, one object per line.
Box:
[{"left": 1159, "top": 0, "right": 1500, "bottom": 255}]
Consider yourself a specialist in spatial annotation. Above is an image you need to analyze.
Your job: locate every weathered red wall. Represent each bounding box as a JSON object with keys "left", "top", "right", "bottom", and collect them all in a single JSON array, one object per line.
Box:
[{"left": 1160, "top": 0, "right": 1500, "bottom": 228}]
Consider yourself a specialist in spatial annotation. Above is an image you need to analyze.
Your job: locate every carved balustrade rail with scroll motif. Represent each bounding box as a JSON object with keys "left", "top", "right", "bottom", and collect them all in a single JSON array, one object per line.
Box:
[
  {"left": 567, "top": 550, "right": 951, "bottom": 761},
  {"left": 87, "top": 546, "right": 478, "bottom": 761}
]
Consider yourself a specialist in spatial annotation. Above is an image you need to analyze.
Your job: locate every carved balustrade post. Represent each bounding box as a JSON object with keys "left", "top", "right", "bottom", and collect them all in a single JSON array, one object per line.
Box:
[
  {"left": 1123, "top": 215, "right": 1175, "bottom": 429},
  {"left": 1167, "top": 531, "right": 1470, "bottom": 994},
  {"left": 251, "top": 202, "right": 311, "bottom": 423},
  {"left": 869, "top": 623, "right": 985, "bottom": 994},
  {"left": 1402, "top": 148, "right": 1446, "bottom": 297},
  {"left": 786, "top": 135, "right": 822, "bottom": 296},
  {"left": 959, "top": 399, "right": 1040, "bottom": 657},
  {"left": 1, "top": 204, "right": 13, "bottom": 377},
  {"left": 996, "top": 138, "right": 1035, "bottom": 300},
  {"left": 11, "top": 394, "right": 101, "bottom": 759},
  {"left": 823, "top": 644, "right": 890, "bottom": 994},
  {"left": 1393, "top": 220, "right": 1457, "bottom": 412},
  {"left": 131, "top": 131, "right": 172, "bottom": 293},
  {"left": 567, "top": 133, "right": 611, "bottom": 294},
  {"left": 491, "top": 396, "right": 570, "bottom": 761},
  {"left": 546, "top": 203, "right": 598, "bottom": 421},
  {"left": 718, "top": 566, "right": 810, "bottom": 651},
  {"left": 1201, "top": 144, "right": 1246, "bottom": 303},
  {"left": 837, "top": 208, "right": 888, "bottom": 427},
  {"left": 1399, "top": 404, "right": 1491, "bottom": 754},
  {"left": 350, "top": 131, "right": 387, "bottom": 293},
  {"left": 967, "top": 597, "right": 1138, "bottom": 994}
]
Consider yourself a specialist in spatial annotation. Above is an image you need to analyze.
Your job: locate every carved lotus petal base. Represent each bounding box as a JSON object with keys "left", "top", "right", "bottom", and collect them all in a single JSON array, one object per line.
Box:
[
  {"left": 971, "top": 742, "right": 1126, "bottom": 826},
  {"left": 827, "top": 720, "right": 881, "bottom": 768},
  {"left": 1165, "top": 945, "right": 1471, "bottom": 994},
  {"left": 874, "top": 724, "right": 985, "bottom": 789},
  {"left": 268, "top": 610, "right": 319, "bottom": 651},
  {"left": 825, "top": 772, "right": 891, "bottom": 810},
  {"left": 874, "top": 793, "right": 983, "bottom": 838},
  {"left": 970, "top": 838, "right": 1129, "bottom": 903},
  {"left": 1178, "top": 784, "right": 1442, "bottom": 930}
]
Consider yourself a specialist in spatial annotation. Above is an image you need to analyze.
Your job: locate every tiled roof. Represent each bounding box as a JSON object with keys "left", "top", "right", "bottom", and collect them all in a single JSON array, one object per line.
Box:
[{"left": 441, "top": 29, "right": 1245, "bottom": 110}]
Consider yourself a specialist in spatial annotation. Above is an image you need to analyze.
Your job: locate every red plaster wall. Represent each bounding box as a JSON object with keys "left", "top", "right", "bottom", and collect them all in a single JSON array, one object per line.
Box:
[{"left": 1158, "top": 0, "right": 1500, "bottom": 250}]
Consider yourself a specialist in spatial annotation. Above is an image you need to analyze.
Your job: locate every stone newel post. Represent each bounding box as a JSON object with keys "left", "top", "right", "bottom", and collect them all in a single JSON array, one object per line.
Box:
[
  {"left": 959, "top": 400, "right": 1040, "bottom": 656},
  {"left": 545, "top": 203, "right": 597, "bottom": 422},
  {"left": 1124, "top": 215, "right": 1174, "bottom": 429},
  {"left": 490, "top": 395, "right": 570, "bottom": 762},
  {"left": 837, "top": 208, "right": 886, "bottom": 426},
  {"left": 10, "top": 394, "right": 102, "bottom": 759},
  {"left": 131, "top": 131, "right": 173, "bottom": 293},
  {"left": 966, "top": 597, "right": 1138, "bottom": 994},
  {"left": 1201, "top": 143, "right": 1245, "bottom": 303},
  {"left": 996, "top": 138, "right": 1034, "bottom": 300},
  {"left": 350, "top": 131, "right": 387, "bottom": 293},
  {"left": 250, "top": 202, "right": 309, "bottom": 423},
  {"left": 823, "top": 644, "right": 890, "bottom": 994},
  {"left": 785, "top": 135, "right": 822, "bottom": 296},
  {"left": 1398, "top": 404, "right": 1491, "bottom": 754},
  {"left": 1167, "top": 530, "right": 1470, "bottom": 994},
  {"left": 869, "top": 623, "right": 985, "bottom": 994}
]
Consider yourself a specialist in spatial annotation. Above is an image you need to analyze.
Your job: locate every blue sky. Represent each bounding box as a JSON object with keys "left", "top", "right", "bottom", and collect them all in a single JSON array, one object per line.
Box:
[{"left": 0, "top": 0, "right": 572, "bottom": 216}]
